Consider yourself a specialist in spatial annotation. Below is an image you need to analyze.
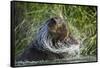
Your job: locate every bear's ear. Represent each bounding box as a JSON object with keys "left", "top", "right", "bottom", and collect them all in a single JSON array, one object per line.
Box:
[{"left": 48, "top": 18, "right": 57, "bottom": 27}]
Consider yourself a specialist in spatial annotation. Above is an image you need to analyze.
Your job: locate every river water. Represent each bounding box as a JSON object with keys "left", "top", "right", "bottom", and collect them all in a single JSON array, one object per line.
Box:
[{"left": 15, "top": 55, "right": 97, "bottom": 66}]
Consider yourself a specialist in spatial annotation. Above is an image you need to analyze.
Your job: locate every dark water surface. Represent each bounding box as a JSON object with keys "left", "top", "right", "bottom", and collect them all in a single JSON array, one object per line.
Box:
[{"left": 15, "top": 55, "right": 97, "bottom": 66}]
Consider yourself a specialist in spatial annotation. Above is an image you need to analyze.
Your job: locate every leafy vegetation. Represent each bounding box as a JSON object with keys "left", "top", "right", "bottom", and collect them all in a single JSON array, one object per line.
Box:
[{"left": 14, "top": 2, "right": 97, "bottom": 57}]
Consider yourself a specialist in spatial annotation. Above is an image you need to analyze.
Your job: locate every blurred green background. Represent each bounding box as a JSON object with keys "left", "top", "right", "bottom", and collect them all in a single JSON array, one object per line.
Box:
[{"left": 14, "top": 2, "right": 97, "bottom": 57}]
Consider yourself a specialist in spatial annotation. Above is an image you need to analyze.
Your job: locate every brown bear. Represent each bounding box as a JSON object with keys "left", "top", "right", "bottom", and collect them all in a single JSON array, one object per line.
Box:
[{"left": 16, "top": 17, "right": 80, "bottom": 61}]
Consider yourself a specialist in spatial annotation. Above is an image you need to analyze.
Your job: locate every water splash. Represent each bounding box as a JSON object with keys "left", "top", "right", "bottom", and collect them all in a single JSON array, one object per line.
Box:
[{"left": 35, "top": 22, "right": 81, "bottom": 58}]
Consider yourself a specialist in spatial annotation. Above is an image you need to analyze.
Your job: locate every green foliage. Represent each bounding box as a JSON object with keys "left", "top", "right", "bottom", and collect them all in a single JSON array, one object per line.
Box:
[{"left": 14, "top": 2, "right": 97, "bottom": 56}]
